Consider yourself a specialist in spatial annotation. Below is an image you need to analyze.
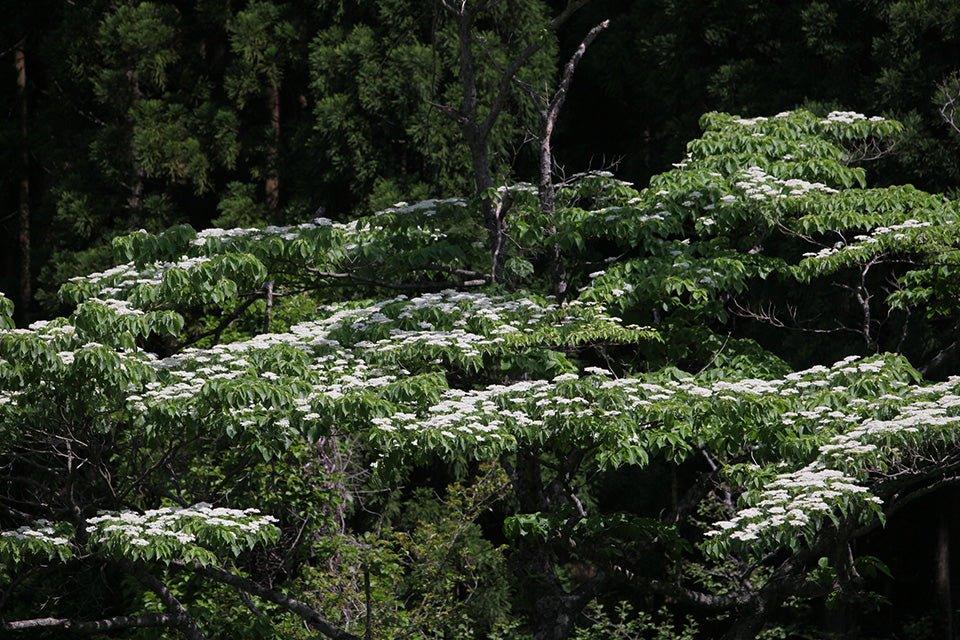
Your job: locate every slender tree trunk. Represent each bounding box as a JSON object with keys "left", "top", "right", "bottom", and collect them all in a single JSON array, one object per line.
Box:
[
  {"left": 538, "top": 124, "right": 567, "bottom": 299},
  {"left": 536, "top": 19, "right": 609, "bottom": 300},
  {"left": 265, "top": 78, "right": 281, "bottom": 213},
  {"left": 15, "top": 38, "right": 30, "bottom": 325},
  {"left": 466, "top": 132, "right": 505, "bottom": 281},
  {"left": 937, "top": 507, "right": 953, "bottom": 640},
  {"left": 263, "top": 280, "right": 274, "bottom": 332},
  {"left": 450, "top": 6, "right": 505, "bottom": 282}
]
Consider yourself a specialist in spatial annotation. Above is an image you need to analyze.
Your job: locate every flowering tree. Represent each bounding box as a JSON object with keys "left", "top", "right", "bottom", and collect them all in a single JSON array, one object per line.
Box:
[{"left": 2, "top": 110, "right": 960, "bottom": 638}]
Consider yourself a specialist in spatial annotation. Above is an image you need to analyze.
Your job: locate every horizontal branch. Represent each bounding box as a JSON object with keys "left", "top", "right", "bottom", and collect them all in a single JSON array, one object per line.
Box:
[
  {"left": 306, "top": 268, "right": 487, "bottom": 291},
  {"left": 1, "top": 613, "right": 186, "bottom": 632}
]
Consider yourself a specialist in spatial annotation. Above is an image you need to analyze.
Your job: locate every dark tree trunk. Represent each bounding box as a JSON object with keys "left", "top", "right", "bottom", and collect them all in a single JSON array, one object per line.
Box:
[
  {"left": 265, "top": 78, "right": 281, "bottom": 213},
  {"left": 15, "top": 38, "right": 30, "bottom": 325},
  {"left": 506, "top": 451, "right": 595, "bottom": 640}
]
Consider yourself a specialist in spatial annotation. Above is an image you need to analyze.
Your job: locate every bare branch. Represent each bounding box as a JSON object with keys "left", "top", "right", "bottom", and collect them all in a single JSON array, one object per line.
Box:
[
  {"left": 939, "top": 73, "right": 960, "bottom": 137},
  {"left": 544, "top": 19, "right": 610, "bottom": 141},
  {"left": 844, "top": 136, "right": 898, "bottom": 163},
  {"left": 1, "top": 614, "right": 187, "bottom": 632},
  {"left": 438, "top": 0, "right": 461, "bottom": 17},
  {"left": 479, "top": 0, "right": 595, "bottom": 139},
  {"left": 427, "top": 100, "right": 464, "bottom": 123},
  {"left": 552, "top": 0, "right": 593, "bottom": 29}
]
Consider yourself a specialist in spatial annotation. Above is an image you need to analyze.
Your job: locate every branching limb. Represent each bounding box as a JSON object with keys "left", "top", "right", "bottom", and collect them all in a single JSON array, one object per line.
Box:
[
  {"left": 177, "top": 562, "right": 361, "bottom": 640},
  {"left": 480, "top": 1, "right": 595, "bottom": 139},
  {"left": 538, "top": 19, "right": 610, "bottom": 298},
  {"left": 938, "top": 72, "right": 960, "bottom": 137}
]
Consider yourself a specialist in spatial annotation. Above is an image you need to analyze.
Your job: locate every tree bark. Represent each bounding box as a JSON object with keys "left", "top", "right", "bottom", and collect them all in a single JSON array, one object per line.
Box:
[
  {"left": 536, "top": 20, "right": 609, "bottom": 299},
  {"left": 450, "top": 5, "right": 504, "bottom": 281},
  {"left": 538, "top": 131, "right": 566, "bottom": 299},
  {"left": 505, "top": 450, "right": 598, "bottom": 640},
  {"left": 440, "top": 1, "right": 595, "bottom": 283},
  {"left": 824, "top": 544, "right": 847, "bottom": 636},
  {"left": 263, "top": 280, "right": 274, "bottom": 332},
  {"left": 1, "top": 613, "right": 187, "bottom": 632},
  {"left": 132, "top": 568, "right": 205, "bottom": 640},
  {"left": 14, "top": 38, "right": 30, "bottom": 325},
  {"left": 265, "top": 78, "right": 281, "bottom": 213}
]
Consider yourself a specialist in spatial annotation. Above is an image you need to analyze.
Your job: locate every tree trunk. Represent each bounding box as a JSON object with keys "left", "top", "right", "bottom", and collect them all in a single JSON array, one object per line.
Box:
[
  {"left": 538, "top": 133, "right": 566, "bottom": 299},
  {"left": 465, "top": 129, "right": 505, "bottom": 281},
  {"left": 15, "top": 38, "right": 30, "bottom": 325},
  {"left": 937, "top": 507, "right": 953, "bottom": 640},
  {"left": 265, "top": 78, "right": 281, "bottom": 213},
  {"left": 450, "top": 7, "right": 505, "bottom": 282},
  {"left": 263, "top": 280, "right": 274, "bottom": 332},
  {"left": 536, "top": 19, "right": 609, "bottom": 300}
]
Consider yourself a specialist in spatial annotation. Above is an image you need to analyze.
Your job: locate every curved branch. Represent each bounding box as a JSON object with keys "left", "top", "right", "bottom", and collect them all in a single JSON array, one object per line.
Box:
[
  {"left": 544, "top": 19, "right": 610, "bottom": 141},
  {"left": 133, "top": 567, "right": 205, "bottom": 640},
  {"left": 177, "top": 562, "right": 360, "bottom": 640}
]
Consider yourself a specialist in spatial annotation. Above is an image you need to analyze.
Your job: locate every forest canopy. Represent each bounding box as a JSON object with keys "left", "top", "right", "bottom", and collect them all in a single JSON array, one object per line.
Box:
[{"left": 4, "top": 2, "right": 960, "bottom": 640}]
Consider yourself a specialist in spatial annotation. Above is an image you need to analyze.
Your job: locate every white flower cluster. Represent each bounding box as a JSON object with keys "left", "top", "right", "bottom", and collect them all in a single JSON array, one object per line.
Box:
[
  {"left": 86, "top": 504, "right": 278, "bottom": 549},
  {"left": 385, "top": 198, "right": 468, "bottom": 214},
  {"left": 370, "top": 355, "right": 906, "bottom": 454},
  {"left": 731, "top": 111, "right": 884, "bottom": 127},
  {"left": 801, "top": 219, "right": 934, "bottom": 259},
  {"left": 819, "top": 385, "right": 960, "bottom": 465},
  {"left": 731, "top": 166, "right": 838, "bottom": 203},
  {"left": 707, "top": 465, "right": 877, "bottom": 542},
  {"left": 89, "top": 297, "right": 145, "bottom": 316},
  {"left": 190, "top": 198, "right": 467, "bottom": 248},
  {"left": 69, "top": 256, "right": 211, "bottom": 298},
  {"left": 66, "top": 198, "right": 469, "bottom": 310},
  {"left": 0, "top": 317, "right": 158, "bottom": 410},
  {"left": 1, "top": 520, "right": 71, "bottom": 548},
  {"left": 734, "top": 116, "right": 770, "bottom": 126},
  {"left": 125, "top": 291, "right": 647, "bottom": 433},
  {"left": 193, "top": 218, "right": 340, "bottom": 244},
  {"left": 709, "top": 371, "right": 960, "bottom": 552},
  {"left": 371, "top": 374, "right": 664, "bottom": 455},
  {"left": 824, "top": 111, "right": 885, "bottom": 124}
]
